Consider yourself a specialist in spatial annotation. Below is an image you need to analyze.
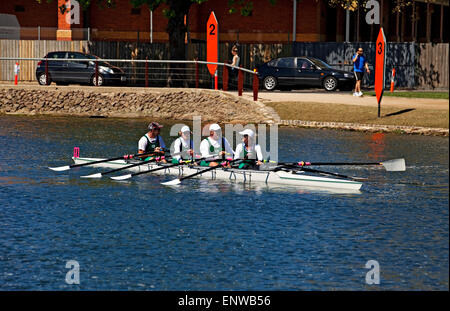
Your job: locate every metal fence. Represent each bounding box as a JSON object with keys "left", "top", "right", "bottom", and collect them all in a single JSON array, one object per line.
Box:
[{"left": 0, "top": 56, "right": 259, "bottom": 100}]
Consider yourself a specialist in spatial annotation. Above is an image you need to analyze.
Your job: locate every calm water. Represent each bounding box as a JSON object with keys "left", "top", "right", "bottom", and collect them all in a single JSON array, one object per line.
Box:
[{"left": 0, "top": 115, "right": 448, "bottom": 290}]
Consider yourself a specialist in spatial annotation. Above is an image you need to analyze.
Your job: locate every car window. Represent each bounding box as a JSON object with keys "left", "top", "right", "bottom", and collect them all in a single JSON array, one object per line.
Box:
[
  {"left": 68, "top": 52, "right": 87, "bottom": 63},
  {"left": 276, "top": 58, "right": 295, "bottom": 68},
  {"left": 47, "top": 52, "right": 67, "bottom": 59},
  {"left": 297, "top": 58, "right": 314, "bottom": 70},
  {"left": 268, "top": 59, "right": 278, "bottom": 67}
]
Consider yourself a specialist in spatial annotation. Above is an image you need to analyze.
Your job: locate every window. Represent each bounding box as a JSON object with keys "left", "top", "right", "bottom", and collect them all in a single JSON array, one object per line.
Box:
[
  {"left": 14, "top": 5, "right": 25, "bottom": 12},
  {"left": 297, "top": 58, "right": 314, "bottom": 70},
  {"left": 47, "top": 52, "right": 67, "bottom": 59},
  {"left": 276, "top": 58, "right": 295, "bottom": 68},
  {"left": 131, "top": 8, "right": 141, "bottom": 15}
]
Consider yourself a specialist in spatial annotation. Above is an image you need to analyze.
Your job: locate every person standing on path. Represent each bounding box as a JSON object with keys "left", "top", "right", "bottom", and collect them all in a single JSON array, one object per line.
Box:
[
  {"left": 230, "top": 45, "right": 240, "bottom": 89},
  {"left": 352, "top": 48, "right": 370, "bottom": 97}
]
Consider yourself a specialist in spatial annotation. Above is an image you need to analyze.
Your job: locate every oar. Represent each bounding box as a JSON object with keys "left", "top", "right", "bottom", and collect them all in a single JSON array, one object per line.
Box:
[
  {"left": 48, "top": 150, "right": 164, "bottom": 172},
  {"left": 278, "top": 164, "right": 367, "bottom": 181},
  {"left": 109, "top": 154, "right": 219, "bottom": 181},
  {"left": 161, "top": 158, "right": 242, "bottom": 186},
  {"left": 278, "top": 158, "right": 406, "bottom": 172},
  {"left": 80, "top": 151, "right": 184, "bottom": 178}
]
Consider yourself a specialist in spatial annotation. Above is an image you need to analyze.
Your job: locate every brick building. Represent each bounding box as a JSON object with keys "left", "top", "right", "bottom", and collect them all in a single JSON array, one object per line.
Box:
[{"left": 0, "top": 0, "right": 448, "bottom": 43}]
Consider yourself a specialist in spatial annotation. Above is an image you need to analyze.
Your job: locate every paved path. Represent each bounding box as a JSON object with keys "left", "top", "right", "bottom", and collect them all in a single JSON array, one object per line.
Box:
[{"left": 241, "top": 90, "right": 449, "bottom": 111}]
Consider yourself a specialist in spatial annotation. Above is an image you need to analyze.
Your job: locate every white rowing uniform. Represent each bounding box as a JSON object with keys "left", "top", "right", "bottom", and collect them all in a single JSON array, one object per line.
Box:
[
  {"left": 138, "top": 134, "right": 166, "bottom": 153},
  {"left": 200, "top": 136, "right": 234, "bottom": 159},
  {"left": 172, "top": 136, "right": 193, "bottom": 161},
  {"left": 234, "top": 143, "right": 264, "bottom": 161}
]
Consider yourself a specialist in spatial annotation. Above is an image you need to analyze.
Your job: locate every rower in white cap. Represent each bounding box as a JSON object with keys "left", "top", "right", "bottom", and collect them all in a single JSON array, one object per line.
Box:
[
  {"left": 171, "top": 125, "right": 194, "bottom": 164},
  {"left": 234, "top": 129, "right": 263, "bottom": 169},
  {"left": 199, "top": 123, "right": 234, "bottom": 167}
]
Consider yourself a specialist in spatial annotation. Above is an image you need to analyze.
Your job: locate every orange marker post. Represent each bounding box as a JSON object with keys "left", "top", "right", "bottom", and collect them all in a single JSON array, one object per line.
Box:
[
  {"left": 206, "top": 11, "right": 219, "bottom": 90},
  {"left": 390, "top": 68, "right": 396, "bottom": 93},
  {"left": 375, "top": 27, "right": 387, "bottom": 118},
  {"left": 14, "top": 62, "right": 20, "bottom": 85}
]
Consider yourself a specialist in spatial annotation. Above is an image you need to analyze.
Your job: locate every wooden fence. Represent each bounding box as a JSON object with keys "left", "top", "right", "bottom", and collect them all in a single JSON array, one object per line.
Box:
[
  {"left": 415, "top": 43, "right": 449, "bottom": 89},
  {"left": 0, "top": 40, "right": 447, "bottom": 89}
]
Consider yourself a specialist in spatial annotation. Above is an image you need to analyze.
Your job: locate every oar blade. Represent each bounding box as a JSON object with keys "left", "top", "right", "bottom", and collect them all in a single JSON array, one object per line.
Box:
[
  {"left": 49, "top": 165, "right": 71, "bottom": 172},
  {"left": 381, "top": 158, "right": 406, "bottom": 171},
  {"left": 161, "top": 178, "right": 181, "bottom": 186},
  {"left": 80, "top": 173, "right": 102, "bottom": 179},
  {"left": 110, "top": 174, "right": 132, "bottom": 181}
]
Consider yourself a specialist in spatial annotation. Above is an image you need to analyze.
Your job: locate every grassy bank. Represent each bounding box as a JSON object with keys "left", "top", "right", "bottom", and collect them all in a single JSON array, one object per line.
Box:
[
  {"left": 365, "top": 91, "right": 449, "bottom": 100},
  {"left": 267, "top": 101, "right": 449, "bottom": 128}
]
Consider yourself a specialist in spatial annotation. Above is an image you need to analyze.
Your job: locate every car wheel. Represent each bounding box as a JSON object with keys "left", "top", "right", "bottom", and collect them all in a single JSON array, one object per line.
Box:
[
  {"left": 323, "top": 76, "right": 338, "bottom": 91},
  {"left": 263, "top": 76, "right": 277, "bottom": 91},
  {"left": 37, "top": 73, "right": 51, "bottom": 85},
  {"left": 91, "top": 74, "right": 104, "bottom": 86}
]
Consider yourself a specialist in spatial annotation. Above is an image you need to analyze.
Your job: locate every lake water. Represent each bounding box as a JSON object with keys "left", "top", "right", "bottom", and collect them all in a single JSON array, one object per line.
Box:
[{"left": 0, "top": 115, "right": 448, "bottom": 290}]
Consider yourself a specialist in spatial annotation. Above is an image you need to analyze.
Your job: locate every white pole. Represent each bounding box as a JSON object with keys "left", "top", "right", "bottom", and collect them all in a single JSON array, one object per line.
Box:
[
  {"left": 150, "top": 9, "right": 153, "bottom": 43},
  {"left": 292, "top": 0, "right": 297, "bottom": 42},
  {"left": 87, "top": 27, "right": 90, "bottom": 41},
  {"left": 345, "top": 9, "right": 350, "bottom": 42}
]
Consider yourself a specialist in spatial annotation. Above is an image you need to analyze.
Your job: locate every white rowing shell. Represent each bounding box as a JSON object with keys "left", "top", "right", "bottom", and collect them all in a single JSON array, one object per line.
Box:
[{"left": 72, "top": 157, "right": 363, "bottom": 191}]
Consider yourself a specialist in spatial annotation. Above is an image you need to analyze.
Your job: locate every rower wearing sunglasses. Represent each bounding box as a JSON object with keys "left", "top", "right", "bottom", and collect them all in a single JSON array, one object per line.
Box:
[
  {"left": 171, "top": 125, "right": 195, "bottom": 164},
  {"left": 234, "top": 129, "right": 263, "bottom": 169},
  {"left": 199, "top": 123, "right": 234, "bottom": 167}
]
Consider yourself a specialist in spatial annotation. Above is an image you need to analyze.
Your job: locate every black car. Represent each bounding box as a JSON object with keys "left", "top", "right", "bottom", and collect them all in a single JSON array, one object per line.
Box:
[
  {"left": 256, "top": 56, "right": 355, "bottom": 91},
  {"left": 36, "top": 51, "right": 126, "bottom": 86}
]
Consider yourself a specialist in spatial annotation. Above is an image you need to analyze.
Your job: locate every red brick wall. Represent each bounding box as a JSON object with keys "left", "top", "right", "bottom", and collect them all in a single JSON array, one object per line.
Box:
[
  {"left": 88, "top": 1, "right": 168, "bottom": 32},
  {"left": 1, "top": 0, "right": 323, "bottom": 42},
  {"left": 0, "top": 0, "right": 57, "bottom": 28}
]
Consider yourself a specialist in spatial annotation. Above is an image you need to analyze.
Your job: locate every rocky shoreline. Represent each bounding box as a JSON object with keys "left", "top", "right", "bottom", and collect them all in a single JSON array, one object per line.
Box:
[
  {"left": 0, "top": 87, "right": 279, "bottom": 124},
  {"left": 281, "top": 119, "right": 449, "bottom": 136},
  {"left": 0, "top": 86, "right": 447, "bottom": 136}
]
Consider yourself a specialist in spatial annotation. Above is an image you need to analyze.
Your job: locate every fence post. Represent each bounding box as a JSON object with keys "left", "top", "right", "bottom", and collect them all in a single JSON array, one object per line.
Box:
[
  {"left": 223, "top": 63, "right": 228, "bottom": 91},
  {"left": 253, "top": 71, "right": 258, "bottom": 101},
  {"left": 145, "top": 57, "right": 149, "bottom": 87},
  {"left": 195, "top": 59, "right": 199, "bottom": 88},
  {"left": 45, "top": 56, "right": 49, "bottom": 85},
  {"left": 95, "top": 60, "right": 99, "bottom": 86},
  {"left": 238, "top": 66, "right": 243, "bottom": 96}
]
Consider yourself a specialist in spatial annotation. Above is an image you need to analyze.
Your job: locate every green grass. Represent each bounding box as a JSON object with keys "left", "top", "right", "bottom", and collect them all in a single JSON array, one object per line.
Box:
[{"left": 365, "top": 91, "right": 449, "bottom": 100}]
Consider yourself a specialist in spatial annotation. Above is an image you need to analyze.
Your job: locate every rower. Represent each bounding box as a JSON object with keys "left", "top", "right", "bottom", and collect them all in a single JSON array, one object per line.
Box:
[
  {"left": 199, "top": 123, "right": 234, "bottom": 167},
  {"left": 234, "top": 129, "right": 263, "bottom": 169},
  {"left": 138, "top": 121, "right": 166, "bottom": 163},
  {"left": 172, "top": 125, "right": 194, "bottom": 164}
]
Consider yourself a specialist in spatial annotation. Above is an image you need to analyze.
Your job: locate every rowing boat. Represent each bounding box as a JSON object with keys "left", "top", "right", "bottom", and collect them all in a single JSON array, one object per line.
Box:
[{"left": 72, "top": 157, "right": 363, "bottom": 191}]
